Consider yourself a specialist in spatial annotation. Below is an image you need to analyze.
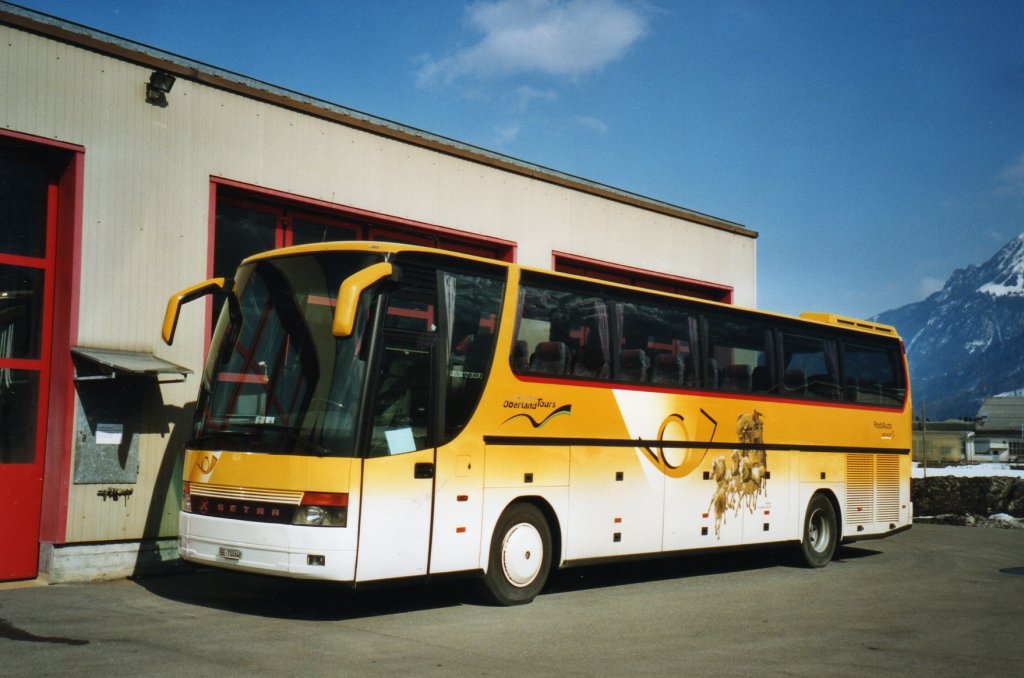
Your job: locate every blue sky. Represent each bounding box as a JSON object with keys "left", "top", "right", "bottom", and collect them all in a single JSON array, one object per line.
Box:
[{"left": 13, "top": 0, "right": 1024, "bottom": 318}]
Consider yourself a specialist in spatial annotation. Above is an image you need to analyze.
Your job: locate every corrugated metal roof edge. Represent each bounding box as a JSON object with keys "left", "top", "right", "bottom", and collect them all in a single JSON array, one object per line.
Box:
[{"left": 1, "top": 2, "right": 757, "bottom": 239}]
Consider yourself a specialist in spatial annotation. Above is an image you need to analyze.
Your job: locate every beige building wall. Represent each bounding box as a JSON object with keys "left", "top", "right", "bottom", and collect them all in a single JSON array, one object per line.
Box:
[
  {"left": 912, "top": 431, "right": 965, "bottom": 464},
  {"left": 1, "top": 15, "right": 756, "bottom": 566}
]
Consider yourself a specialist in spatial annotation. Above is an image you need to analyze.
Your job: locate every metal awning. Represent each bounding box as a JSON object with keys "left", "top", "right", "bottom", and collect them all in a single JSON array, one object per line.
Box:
[{"left": 71, "top": 347, "right": 192, "bottom": 383}]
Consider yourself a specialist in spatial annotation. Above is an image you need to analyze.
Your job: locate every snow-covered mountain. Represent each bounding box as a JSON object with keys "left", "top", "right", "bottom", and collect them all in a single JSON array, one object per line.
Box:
[{"left": 873, "top": 233, "right": 1024, "bottom": 419}]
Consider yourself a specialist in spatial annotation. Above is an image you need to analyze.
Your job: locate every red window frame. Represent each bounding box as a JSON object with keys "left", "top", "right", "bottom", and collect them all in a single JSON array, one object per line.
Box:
[
  {"left": 210, "top": 178, "right": 517, "bottom": 275},
  {"left": 552, "top": 251, "right": 734, "bottom": 303}
]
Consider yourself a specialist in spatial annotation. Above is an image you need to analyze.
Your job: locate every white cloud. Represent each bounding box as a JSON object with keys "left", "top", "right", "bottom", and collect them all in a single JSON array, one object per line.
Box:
[
  {"left": 418, "top": 0, "right": 647, "bottom": 85},
  {"left": 995, "top": 151, "right": 1024, "bottom": 196},
  {"left": 493, "top": 122, "right": 521, "bottom": 146},
  {"left": 575, "top": 115, "right": 608, "bottom": 134},
  {"left": 919, "top": 276, "right": 944, "bottom": 298},
  {"left": 513, "top": 84, "right": 558, "bottom": 110}
]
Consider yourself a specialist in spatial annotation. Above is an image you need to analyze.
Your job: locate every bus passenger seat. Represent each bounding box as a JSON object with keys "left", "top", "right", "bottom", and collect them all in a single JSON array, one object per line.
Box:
[
  {"left": 706, "top": 358, "right": 719, "bottom": 388},
  {"left": 683, "top": 356, "right": 696, "bottom": 386},
  {"left": 751, "top": 366, "right": 773, "bottom": 393},
  {"left": 511, "top": 339, "right": 530, "bottom": 373},
  {"left": 858, "top": 380, "right": 883, "bottom": 404},
  {"left": 784, "top": 369, "right": 807, "bottom": 396},
  {"left": 721, "top": 364, "right": 751, "bottom": 391},
  {"left": 530, "top": 341, "right": 570, "bottom": 375},
  {"left": 618, "top": 349, "right": 649, "bottom": 382},
  {"left": 808, "top": 374, "right": 839, "bottom": 400},
  {"left": 651, "top": 353, "right": 685, "bottom": 386},
  {"left": 843, "top": 376, "right": 859, "bottom": 401}
]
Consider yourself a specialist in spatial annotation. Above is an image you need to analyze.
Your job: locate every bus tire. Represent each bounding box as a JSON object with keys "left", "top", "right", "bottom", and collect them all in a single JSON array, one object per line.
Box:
[
  {"left": 799, "top": 494, "right": 837, "bottom": 568},
  {"left": 476, "top": 503, "right": 552, "bottom": 606}
]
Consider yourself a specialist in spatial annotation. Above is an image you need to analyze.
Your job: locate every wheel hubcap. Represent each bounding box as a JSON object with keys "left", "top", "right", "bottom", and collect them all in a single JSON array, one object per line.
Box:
[
  {"left": 501, "top": 522, "right": 544, "bottom": 588},
  {"left": 809, "top": 509, "right": 830, "bottom": 552}
]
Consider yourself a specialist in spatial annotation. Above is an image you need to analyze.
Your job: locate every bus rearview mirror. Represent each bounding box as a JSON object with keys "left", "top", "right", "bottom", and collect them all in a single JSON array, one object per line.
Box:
[
  {"left": 332, "top": 262, "right": 400, "bottom": 338},
  {"left": 162, "top": 277, "right": 232, "bottom": 345}
]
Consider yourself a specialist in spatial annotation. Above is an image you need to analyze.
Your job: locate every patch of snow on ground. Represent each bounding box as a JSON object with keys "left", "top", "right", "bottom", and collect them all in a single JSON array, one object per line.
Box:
[
  {"left": 978, "top": 280, "right": 1024, "bottom": 296},
  {"left": 994, "top": 388, "right": 1024, "bottom": 397},
  {"left": 912, "top": 462, "right": 1024, "bottom": 479},
  {"left": 964, "top": 338, "right": 992, "bottom": 353}
]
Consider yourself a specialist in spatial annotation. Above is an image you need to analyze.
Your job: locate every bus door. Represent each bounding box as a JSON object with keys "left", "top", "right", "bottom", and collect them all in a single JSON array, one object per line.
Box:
[{"left": 355, "top": 287, "right": 438, "bottom": 582}]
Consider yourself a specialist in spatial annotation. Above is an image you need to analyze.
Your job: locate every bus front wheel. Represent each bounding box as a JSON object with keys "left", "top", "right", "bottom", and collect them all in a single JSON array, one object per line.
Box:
[
  {"left": 799, "top": 494, "right": 838, "bottom": 568},
  {"left": 476, "top": 503, "right": 552, "bottom": 606}
]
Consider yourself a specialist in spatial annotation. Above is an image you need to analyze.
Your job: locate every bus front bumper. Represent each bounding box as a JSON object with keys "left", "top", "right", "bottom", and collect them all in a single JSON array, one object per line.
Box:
[{"left": 178, "top": 512, "right": 356, "bottom": 581}]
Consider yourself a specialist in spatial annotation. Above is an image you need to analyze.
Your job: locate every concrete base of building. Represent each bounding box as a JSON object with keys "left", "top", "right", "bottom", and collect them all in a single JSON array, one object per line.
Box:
[{"left": 39, "top": 538, "right": 183, "bottom": 583}]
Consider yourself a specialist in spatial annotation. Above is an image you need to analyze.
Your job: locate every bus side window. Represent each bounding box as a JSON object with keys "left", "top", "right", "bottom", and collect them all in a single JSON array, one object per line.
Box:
[
  {"left": 843, "top": 341, "right": 905, "bottom": 407},
  {"left": 781, "top": 332, "right": 840, "bottom": 401},
  {"left": 368, "top": 263, "right": 438, "bottom": 456},
  {"left": 704, "top": 313, "right": 771, "bottom": 393},
  {"left": 443, "top": 272, "right": 504, "bottom": 441},
  {"left": 569, "top": 298, "right": 610, "bottom": 379},
  {"left": 615, "top": 297, "right": 694, "bottom": 387},
  {"left": 513, "top": 278, "right": 602, "bottom": 378},
  {"left": 369, "top": 340, "right": 433, "bottom": 456}
]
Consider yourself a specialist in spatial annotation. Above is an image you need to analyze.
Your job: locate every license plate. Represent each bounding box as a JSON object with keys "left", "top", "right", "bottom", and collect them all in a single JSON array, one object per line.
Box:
[{"left": 218, "top": 546, "right": 242, "bottom": 560}]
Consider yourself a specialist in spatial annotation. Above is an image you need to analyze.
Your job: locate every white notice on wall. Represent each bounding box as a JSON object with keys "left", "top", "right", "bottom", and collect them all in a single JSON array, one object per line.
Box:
[{"left": 96, "top": 423, "right": 124, "bottom": 446}]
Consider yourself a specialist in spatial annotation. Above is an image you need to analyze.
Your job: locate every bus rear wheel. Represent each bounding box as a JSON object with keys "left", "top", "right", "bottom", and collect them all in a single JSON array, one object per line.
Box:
[
  {"left": 476, "top": 503, "right": 552, "bottom": 606},
  {"left": 799, "top": 494, "right": 838, "bottom": 568}
]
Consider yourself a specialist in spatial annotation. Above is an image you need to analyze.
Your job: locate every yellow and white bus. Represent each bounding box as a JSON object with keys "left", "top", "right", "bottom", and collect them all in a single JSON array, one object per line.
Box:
[{"left": 163, "top": 242, "right": 911, "bottom": 605}]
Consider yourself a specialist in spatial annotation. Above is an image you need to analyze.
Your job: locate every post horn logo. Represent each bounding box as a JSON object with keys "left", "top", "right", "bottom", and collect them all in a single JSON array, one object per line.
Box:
[
  {"left": 197, "top": 454, "right": 218, "bottom": 474},
  {"left": 640, "top": 409, "right": 718, "bottom": 479}
]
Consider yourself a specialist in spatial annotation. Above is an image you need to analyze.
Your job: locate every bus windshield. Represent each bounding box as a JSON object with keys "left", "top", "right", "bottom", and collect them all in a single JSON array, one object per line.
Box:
[{"left": 192, "top": 251, "right": 383, "bottom": 456}]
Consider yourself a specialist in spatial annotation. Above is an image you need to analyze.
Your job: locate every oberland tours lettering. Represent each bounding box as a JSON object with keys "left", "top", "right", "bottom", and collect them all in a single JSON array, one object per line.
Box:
[{"left": 503, "top": 395, "right": 557, "bottom": 410}]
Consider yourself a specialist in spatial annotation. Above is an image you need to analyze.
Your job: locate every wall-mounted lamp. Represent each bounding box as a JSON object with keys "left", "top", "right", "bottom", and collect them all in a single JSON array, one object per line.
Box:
[{"left": 145, "top": 70, "right": 176, "bottom": 107}]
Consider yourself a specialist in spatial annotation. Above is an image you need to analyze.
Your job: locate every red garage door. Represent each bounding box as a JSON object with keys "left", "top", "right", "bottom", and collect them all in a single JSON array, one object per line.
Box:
[{"left": 0, "top": 137, "right": 62, "bottom": 581}]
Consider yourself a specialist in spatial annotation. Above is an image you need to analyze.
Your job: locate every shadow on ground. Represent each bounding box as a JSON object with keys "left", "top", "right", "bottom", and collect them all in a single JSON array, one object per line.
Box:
[{"left": 132, "top": 543, "right": 881, "bottom": 622}]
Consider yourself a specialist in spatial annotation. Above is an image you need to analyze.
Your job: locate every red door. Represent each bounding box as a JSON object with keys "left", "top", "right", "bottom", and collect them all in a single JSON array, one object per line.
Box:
[{"left": 0, "top": 141, "right": 58, "bottom": 581}]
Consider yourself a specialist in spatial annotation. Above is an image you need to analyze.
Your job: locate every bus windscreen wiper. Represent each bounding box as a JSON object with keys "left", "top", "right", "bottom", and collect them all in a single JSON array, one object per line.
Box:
[
  {"left": 187, "top": 429, "right": 258, "bottom": 449},
  {"left": 231, "top": 422, "right": 332, "bottom": 456}
]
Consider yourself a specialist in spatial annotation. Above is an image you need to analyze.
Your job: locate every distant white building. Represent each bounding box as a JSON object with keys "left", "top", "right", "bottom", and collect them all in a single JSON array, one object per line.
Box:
[
  {"left": 911, "top": 397, "right": 1024, "bottom": 465},
  {"left": 973, "top": 397, "right": 1024, "bottom": 462}
]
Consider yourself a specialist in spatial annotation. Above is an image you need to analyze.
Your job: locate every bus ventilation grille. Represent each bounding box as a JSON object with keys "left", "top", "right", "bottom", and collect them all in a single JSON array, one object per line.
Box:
[
  {"left": 190, "top": 483, "right": 305, "bottom": 505},
  {"left": 845, "top": 454, "right": 900, "bottom": 525}
]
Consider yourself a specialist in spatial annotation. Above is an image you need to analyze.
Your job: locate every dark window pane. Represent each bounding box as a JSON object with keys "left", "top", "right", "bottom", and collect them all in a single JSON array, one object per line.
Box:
[
  {"left": 514, "top": 275, "right": 610, "bottom": 379},
  {"left": 0, "top": 145, "right": 49, "bottom": 259},
  {"left": 0, "top": 266, "right": 45, "bottom": 359},
  {"left": 0, "top": 371, "right": 39, "bottom": 463},
  {"left": 291, "top": 217, "right": 357, "bottom": 246},
  {"left": 782, "top": 333, "right": 840, "bottom": 400},
  {"left": 444, "top": 271, "right": 504, "bottom": 440},
  {"left": 369, "top": 263, "right": 439, "bottom": 456},
  {"left": 214, "top": 201, "right": 278, "bottom": 322},
  {"left": 214, "top": 202, "right": 278, "bottom": 278},
  {"left": 843, "top": 341, "right": 906, "bottom": 407},
  {"left": 616, "top": 297, "right": 695, "bottom": 386},
  {"left": 704, "top": 313, "right": 772, "bottom": 393},
  {"left": 369, "top": 337, "right": 434, "bottom": 456}
]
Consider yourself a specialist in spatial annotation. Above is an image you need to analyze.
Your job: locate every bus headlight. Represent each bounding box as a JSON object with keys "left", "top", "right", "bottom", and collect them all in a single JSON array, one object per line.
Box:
[
  {"left": 293, "top": 506, "right": 347, "bottom": 527},
  {"left": 292, "top": 492, "right": 348, "bottom": 527},
  {"left": 183, "top": 481, "right": 192, "bottom": 513}
]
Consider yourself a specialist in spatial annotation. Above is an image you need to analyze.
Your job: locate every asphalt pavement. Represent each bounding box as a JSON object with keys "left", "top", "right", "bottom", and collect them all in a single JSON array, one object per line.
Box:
[{"left": 1, "top": 523, "right": 1022, "bottom": 677}]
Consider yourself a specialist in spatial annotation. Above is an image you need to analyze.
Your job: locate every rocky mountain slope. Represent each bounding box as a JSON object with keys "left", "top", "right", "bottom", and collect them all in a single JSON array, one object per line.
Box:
[{"left": 873, "top": 233, "right": 1024, "bottom": 419}]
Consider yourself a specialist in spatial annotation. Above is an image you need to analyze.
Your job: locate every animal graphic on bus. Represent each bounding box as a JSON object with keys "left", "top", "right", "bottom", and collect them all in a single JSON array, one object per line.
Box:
[{"left": 708, "top": 410, "right": 767, "bottom": 537}]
